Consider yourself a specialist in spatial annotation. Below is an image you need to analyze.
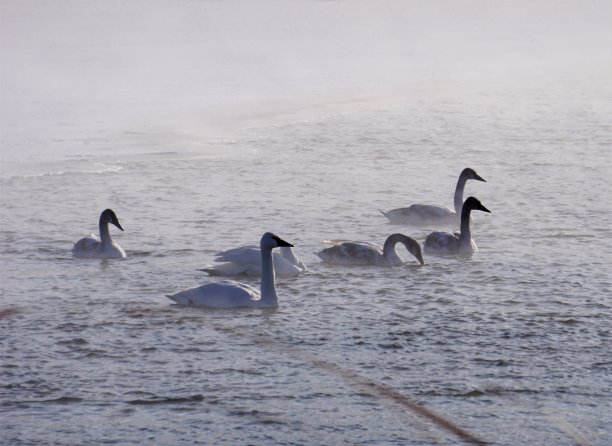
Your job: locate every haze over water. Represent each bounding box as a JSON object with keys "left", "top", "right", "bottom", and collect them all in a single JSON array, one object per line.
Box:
[{"left": 1, "top": 1, "right": 611, "bottom": 445}]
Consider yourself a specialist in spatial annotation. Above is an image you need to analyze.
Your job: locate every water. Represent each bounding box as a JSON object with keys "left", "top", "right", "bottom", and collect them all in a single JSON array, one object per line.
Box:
[{"left": 1, "top": 1, "right": 612, "bottom": 445}]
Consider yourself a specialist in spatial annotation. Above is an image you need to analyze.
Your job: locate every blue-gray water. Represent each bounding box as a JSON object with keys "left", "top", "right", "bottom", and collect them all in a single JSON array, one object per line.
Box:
[{"left": 1, "top": 1, "right": 611, "bottom": 445}]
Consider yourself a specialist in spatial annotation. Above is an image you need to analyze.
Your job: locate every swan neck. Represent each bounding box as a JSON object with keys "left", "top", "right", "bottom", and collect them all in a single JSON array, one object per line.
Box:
[
  {"left": 382, "top": 234, "right": 403, "bottom": 262},
  {"left": 260, "top": 246, "right": 278, "bottom": 305},
  {"left": 459, "top": 206, "right": 472, "bottom": 241},
  {"left": 99, "top": 218, "right": 112, "bottom": 246},
  {"left": 454, "top": 174, "right": 468, "bottom": 215}
]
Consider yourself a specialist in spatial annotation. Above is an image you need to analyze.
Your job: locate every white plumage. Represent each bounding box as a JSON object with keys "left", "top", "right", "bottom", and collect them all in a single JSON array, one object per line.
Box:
[
  {"left": 201, "top": 245, "right": 306, "bottom": 277},
  {"left": 167, "top": 232, "right": 293, "bottom": 309},
  {"left": 72, "top": 209, "right": 126, "bottom": 259}
]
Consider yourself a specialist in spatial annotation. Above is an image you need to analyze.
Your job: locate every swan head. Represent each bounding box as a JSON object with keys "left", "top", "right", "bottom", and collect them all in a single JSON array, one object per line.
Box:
[
  {"left": 101, "top": 209, "right": 124, "bottom": 231},
  {"left": 260, "top": 232, "right": 293, "bottom": 250},
  {"left": 462, "top": 167, "right": 486, "bottom": 182},
  {"left": 401, "top": 235, "right": 424, "bottom": 265},
  {"left": 463, "top": 197, "right": 491, "bottom": 213},
  {"left": 386, "top": 234, "right": 425, "bottom": 265}
]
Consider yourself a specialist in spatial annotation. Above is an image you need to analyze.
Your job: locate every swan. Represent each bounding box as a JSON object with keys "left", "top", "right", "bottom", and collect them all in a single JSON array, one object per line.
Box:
[
  {"left": 381, "top": 167, "right": 486, "bottom": 225},
  {"left": 424, "top": 196, "right": 490, "bottom": 255},
  {"left": 200, "top": 245, "right": 306, "bottom": 277},
  {"left": 167, "top": 232, "right": 293, "bottom": 309},
  {"left": 316, "top": 233, "right": 424, "bottom": 266},
  {"left": 72, "top": 209, "right": 126, "bottom": 258}
]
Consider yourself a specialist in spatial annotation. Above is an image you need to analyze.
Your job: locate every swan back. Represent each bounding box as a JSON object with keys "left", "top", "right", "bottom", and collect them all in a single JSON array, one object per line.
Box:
[
  {"left": 167, "top": 281, "right": 262, "bottom": 308},
  {"left": 317, "top": 240, "right": 385, "bottom": 265},
  {"left": 206, "top": 243, "right": 305, "bottom": 277},
  {"left": 317, "top": 234, "right": 423, "bottom": 266}
]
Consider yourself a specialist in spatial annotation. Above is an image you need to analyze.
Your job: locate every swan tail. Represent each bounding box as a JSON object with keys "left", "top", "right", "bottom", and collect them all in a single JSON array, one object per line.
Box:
[{"left": 166, "top": 294, "right": 180, "bottom": 303}]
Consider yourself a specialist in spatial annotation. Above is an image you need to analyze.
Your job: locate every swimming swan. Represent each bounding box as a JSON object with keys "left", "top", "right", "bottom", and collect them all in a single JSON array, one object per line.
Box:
[
  {"left": 72, "top": 209, "right": 126, "bottom": 258},
  {"left": 424, "top": 196, "right": 490, "bottom": 255},
  {"left": 200, "top": 245, "right": 306, "bottom": 277},
  {"left": 381, "top": 167, "right": 486, "bottom": 225},
  {"left": 317, "top": 233, "right": 424, "bottom": 266},
  {"left": 167, "top": 232, "right": 293, "bottom": 309}
]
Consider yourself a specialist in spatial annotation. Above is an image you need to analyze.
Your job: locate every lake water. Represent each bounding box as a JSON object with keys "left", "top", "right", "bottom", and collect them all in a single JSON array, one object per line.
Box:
[{"left": 1, "top": 1, "right": 611, "bottom": 445}]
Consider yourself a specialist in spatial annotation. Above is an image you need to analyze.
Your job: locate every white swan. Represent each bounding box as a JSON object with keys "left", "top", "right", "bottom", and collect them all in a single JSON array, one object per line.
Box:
[
  {"left": 424, "top": 196, "right": 490, "bottom": 255},
  {"left": 381, "top": 167, "right": 486, "bottom": 225},
  {"left": 72, "top": 209, "right": 126, "bottom": 258},
  {"left": 200, "top": 245, "right": 306, "bottom": 277},
  {"left": 317, "top": 233, "right": 424, "bottom": 266},
  {"left": 167, "top": 232, "right": 293, "bottom": 309}
]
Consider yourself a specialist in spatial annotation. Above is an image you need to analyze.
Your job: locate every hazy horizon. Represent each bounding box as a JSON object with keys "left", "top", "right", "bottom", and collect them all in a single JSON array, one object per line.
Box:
[{"left": 2, "top": 0, "right": 611, "bottom": 165}]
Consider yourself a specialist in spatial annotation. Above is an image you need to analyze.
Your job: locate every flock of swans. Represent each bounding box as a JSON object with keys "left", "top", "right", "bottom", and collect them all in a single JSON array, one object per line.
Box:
[{"left": 72, "top": 167, "right": 491, "bottom": 309}]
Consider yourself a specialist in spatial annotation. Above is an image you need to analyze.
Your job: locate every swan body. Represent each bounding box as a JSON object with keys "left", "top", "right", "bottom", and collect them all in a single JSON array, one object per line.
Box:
[
  {"left": 72, "top": 209, "right": 125, "bottom": 258},
  {"left": 381, "top": 167, "right": 486, "bottom": 225},
  {"left": 167, "top": 232, "right": 293, "bottom": 309},
  {"left": 424, "top": 196, "right": 491, "bottom": 255},
  {"left": 317, "top": 233, "right": 424, "bottom": 266},
  {"left": 201, "top": 245, "right": 306, "bottom": 277}
]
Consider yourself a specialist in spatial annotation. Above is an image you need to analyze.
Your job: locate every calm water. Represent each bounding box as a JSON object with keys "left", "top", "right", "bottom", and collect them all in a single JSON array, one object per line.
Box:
[{"left": 2, "top": 1, "right": 612, "bottom": 445}]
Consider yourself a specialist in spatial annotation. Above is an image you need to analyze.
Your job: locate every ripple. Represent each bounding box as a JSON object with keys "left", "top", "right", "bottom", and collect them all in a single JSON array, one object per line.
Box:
[{"left": 125, "top": 394, "right": 204, "bottom": 405}]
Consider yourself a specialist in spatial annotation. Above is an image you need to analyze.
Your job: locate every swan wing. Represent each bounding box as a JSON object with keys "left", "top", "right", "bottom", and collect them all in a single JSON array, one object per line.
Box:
[
  {"left": 324, "top": 239, "right": 379, "bottom": 249},
  {"left": 409, "top": 204, "right": 454, "bottom": 220},
  {"left": 199, "top": 262, "right": 260, "bottom": 276},
  {"left": 424, "top": 231, "right": 460, "bottom": 254},
  {"left": 166, "top": 280, "right": 261, "bottom": 308},
  {"left": 210, "top": 246, "right": 303, "bottom": 277},
  {"left": 214, "top": 246, "right": 261, "bottom": 264},
  {"left": 278, "top": 247, "right": 307, "bottom": 272},
  {"left": 73, "top": 235, "right": 101, "bottom": 257},
  {"left": 317, "top": 242, "right": 382, "bottom": 265},
  {"left": 382, "top": 205, "right": 455, "bottom": 225}
]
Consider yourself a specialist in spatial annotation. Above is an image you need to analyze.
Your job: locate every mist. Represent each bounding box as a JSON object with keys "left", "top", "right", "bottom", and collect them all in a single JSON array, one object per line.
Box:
[{"left": 1, "top": 0, "right": 610, "bottom": 162}]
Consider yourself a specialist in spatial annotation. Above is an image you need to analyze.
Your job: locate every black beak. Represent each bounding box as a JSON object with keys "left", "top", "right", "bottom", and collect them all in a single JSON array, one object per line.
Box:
[
  {"left": 478, "top": 204, "right": 491, "bottom": 213},
  {"left": 273, "top": 236, "right": 293, "bottom": 247},
  {"left": 475, "top": 173, "right": 486, "bottom": 182},
  {"left": 113, "top": 220, "right": 125, "bottom": 231}
]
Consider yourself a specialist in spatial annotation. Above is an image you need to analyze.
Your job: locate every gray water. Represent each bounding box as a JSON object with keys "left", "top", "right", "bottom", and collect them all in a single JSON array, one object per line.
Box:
[{"left": 1, "top": 1, "right": 611, "bottom": 445}]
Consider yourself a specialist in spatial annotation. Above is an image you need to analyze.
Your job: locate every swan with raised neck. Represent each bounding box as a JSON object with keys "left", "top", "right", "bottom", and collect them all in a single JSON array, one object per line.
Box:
[
  {"left": 381, "top": 167, "right": 486, "bottom": 226},
  {"left": 424, "top": 196, "right": 491, "bottom": 255},
  {"left": 167, "top": 232, "right": 293, "bottom": 309},
  {"left": 72, "top": 209, "right": 125, "bottom": 258},
  {"left": 317, "top": 233, "right": 424, "bottom": 266}
]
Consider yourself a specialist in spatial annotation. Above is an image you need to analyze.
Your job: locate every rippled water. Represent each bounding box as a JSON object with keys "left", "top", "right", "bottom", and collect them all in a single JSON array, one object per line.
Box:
[
  {"left": 2, "top": 69, "right": 611, "bottom": 445},
  {"left": 2, "top": 0, "right": 612, "bottom": 444}
]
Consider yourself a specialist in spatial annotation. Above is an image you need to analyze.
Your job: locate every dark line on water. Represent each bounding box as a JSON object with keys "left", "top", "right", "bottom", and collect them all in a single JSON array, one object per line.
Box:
[
  {"left": 0, "top": 308, "right": 22, "bottom": 319},
  {"left": 212, "top": 322, "right": 487, "bottom": 445}
]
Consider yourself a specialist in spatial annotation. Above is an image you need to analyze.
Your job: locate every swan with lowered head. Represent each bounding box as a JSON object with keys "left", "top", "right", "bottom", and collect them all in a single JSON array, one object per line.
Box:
[
  {"left": 200, "top": 244, "right": 306, "bottom": 277},
  {"left": 72, "top": 209, "right": 126, "bottom": 258},
  {"left": 317, "top": 233, "right": 424, "bottom": 266},
  {"left": 167, "top": 232, "right": 293, "bottom": 309},
  {"left": 381, "top": 167, "right": 486, "bottom": 225},
  {"left": 424, "top": 196, "right": 490, "bottom": 255}
]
